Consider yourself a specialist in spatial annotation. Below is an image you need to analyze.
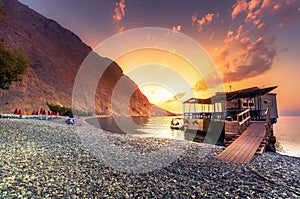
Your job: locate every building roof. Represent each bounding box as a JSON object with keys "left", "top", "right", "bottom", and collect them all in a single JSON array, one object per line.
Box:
[
  {"left": 183, "top": 86, "right": 278, "bottom": 104},
  {"left": 223, "top": 86, "right": 277, "bottom": 101}
]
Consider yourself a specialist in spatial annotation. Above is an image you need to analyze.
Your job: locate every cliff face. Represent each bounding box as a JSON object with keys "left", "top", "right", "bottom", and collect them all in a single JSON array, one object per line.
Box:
[{"left": 0, "top": 0, "right": 159, "bottom": 116}]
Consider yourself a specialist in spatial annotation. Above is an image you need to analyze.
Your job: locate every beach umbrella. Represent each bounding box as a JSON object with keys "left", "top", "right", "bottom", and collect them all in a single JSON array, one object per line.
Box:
[{"left": 14, "top": 108, "right": 18, "bottom": 114}]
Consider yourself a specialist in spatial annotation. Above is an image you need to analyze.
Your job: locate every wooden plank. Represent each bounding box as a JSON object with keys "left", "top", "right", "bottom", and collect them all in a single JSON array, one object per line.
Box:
[
  {"left": 218, "top": 135, "right": 249, "bottom": 162},
  {"left": 226, "top": 135, "right": 251, "bottom": 162},
  {"left": 244, "top": 129, "right": 266, "bottom": 162},
  {"left": 235, "top": 136, "right": 259, "bottom": 163},
  {"left": 217, "top": 127, "right": 251, "bottom": 161},
  {"left": 244, "top": 137, "right": 262, "bottom": 163},
  {"left": 220, "top": 124, "right": 263, "bottom": 163},
  {"left": 232, "top": 135, "right": 255, "bottom": 163},
  {"left": 218, "top": 133, "right": 248, "bottom": 161},
  {"left": 217, "top": 122, "right": 266, "bottom": 163},
  {"left": 234, "top": 136, "right": 256, "bottom": 163}
]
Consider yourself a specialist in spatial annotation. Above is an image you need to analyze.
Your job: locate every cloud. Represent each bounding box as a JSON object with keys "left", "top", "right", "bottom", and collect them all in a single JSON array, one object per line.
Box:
[
  {"left": 233, "top": 0, "right": 299, "bottom": 28},
  {"left": 172, "top": 25, "right": 182, "bottom": 32},
  {"left": 254, "top": 0, "right": 274, "bottom": 17},
  {"left": 235, "top": 25, "right": 244, "bottom": 40},
  {"left": 257, "top": 23, "right": 265, "bottom": 29},
  {"left": 213, "top": 20, "right": 278, "bottom": 83},
  {"left": 193, "top": 74, "right": 224, "bottom": 92},
  {"left": 223, "top": 36, "right": 277, "bottom": 82},
  {"left": 224, "top": 30, "right": 234, "bottom": 44},
  {"left": 193, "top": 79, "right": 208, "bottom": 92},
  {"left": 165, "top": 92, "right": 186, "bottom": 103},
  {"left": 113, "top": 0, "right": 126, "bottom": 22},
  {"left": 192, "top": 13, "right": 218, "bottom": 32},
  {"left": 213, "top": 0, "right": 299, "bottom": 83},
  {"left": 232, "top": 0, "right": 248, "bottom": 19},
  {"left": 248, "top": 0, "right": 262, "bottom": 11},
  {"left": 112, "top": 0, "right": 126, "bottom": 33},
  {"left": 191, "top": 12, "right": 197, "bottom": 26},
  {"left": 273, "top": 0, "right": 300, "bottom": 28},
  {"left": 205, "top": 13, "right": 215, "bottom": 22}
]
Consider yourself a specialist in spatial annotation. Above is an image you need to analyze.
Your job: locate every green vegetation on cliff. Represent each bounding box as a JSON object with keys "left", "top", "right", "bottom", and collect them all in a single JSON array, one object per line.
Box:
[{"left": 0, "top": 42, "right": 30, "bottom": 90}]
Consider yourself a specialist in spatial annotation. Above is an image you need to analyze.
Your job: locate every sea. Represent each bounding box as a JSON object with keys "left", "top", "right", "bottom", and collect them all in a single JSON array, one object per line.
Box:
[
  {"left": 86, "top": 115, "right": 300, "bottom": 158},
  {"left": 273, "top": 116, "right": 300, "bottom": 157}
]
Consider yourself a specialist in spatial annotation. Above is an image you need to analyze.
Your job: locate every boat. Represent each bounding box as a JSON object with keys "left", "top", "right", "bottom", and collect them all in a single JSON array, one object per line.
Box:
[{"left": 170, "top": 117, "right": 184, "bottom": 130}]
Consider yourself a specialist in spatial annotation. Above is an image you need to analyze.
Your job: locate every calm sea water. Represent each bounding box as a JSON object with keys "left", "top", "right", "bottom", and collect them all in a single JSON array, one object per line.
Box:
[
  {"left": 87, "top": 116, "right": 206, "bottom": 143},
  {"left": 274, "top": 116, "right": 300, "bottom": 157},
  {"left": 87, "top": 116, "right": 300, "bottom": 157}
]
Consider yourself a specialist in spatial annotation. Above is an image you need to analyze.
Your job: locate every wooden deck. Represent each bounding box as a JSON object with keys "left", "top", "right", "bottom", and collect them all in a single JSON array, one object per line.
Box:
[{"left": 217, "top": 122, "right": 266, "bottom": 163}]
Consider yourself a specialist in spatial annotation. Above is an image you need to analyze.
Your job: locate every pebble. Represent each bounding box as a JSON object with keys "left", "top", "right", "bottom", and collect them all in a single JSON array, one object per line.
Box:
[{"left": 0, "top": 118, "right": 299, "bottom": 198}]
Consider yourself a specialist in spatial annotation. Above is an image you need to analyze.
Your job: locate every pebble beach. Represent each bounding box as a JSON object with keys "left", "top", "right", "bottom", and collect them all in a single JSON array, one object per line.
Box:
[{"left": 0, "top": 118, "right": 300, "bottom": 198}]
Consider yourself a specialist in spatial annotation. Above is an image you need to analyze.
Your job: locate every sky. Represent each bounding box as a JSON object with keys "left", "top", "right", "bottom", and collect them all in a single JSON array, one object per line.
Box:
[{"left": 19, "top": 0, "right": 300, "bottom": 115}]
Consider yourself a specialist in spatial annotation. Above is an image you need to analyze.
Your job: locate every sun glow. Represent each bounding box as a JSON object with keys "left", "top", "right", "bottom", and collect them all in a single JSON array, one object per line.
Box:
[
  {"left": 93, "top": 28, "right": 225, "bottom": 113},
  {"left": 114, "top": 48, "right": 203, "bottom": 113},
  {"left": 139, "top": 84, "right": 175, "bottom": 104}
]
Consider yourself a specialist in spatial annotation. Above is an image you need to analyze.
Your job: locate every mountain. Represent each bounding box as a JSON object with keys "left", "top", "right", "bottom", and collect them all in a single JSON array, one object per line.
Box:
[{"left": 0, "top": 0, "right": 174, "bottom": 116}]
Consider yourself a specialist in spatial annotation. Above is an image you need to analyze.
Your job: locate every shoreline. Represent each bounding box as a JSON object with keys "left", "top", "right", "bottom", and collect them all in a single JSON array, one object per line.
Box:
[
  {"left": 0, "top": 118, "right": 300, "bottom": 198},
  {"left": 83, "top": 115, "right": 300, "bottom": 159}
]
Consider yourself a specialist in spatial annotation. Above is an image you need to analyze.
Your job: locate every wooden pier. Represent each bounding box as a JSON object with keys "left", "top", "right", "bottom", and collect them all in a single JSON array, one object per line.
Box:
[
  {"left": 217, "top": 122, "right": 266, "bottom": 163},
  {"left": 217, "top": 109, "right": 272, "bottom": 163}
]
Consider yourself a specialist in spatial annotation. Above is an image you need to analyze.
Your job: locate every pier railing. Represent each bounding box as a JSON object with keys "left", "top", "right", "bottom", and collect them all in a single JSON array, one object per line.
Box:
[
  {"left": 237, "top": 109, "right": 251, "bottom": 127},
  {"left": 224, "top": 109, "right": 252, "bottom": 145},
  {"left": 225, "top": 109, "right": 251, "bottom": 135}
]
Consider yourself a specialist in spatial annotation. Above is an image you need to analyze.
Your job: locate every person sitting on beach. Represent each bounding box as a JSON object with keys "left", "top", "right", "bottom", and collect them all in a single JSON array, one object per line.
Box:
[{"left": 66, "top": 112, "right": 75, "bottom": 125}]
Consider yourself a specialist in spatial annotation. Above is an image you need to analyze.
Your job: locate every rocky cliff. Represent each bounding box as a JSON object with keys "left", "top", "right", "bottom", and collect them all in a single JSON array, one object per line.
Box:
[{"left": 0, "top": 0, "right": 172, "bottom": 116}]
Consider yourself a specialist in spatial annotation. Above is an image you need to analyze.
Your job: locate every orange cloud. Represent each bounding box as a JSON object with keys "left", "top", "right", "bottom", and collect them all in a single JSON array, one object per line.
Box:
[
  {"left": 254, "top": 0, "right": 274, "bottom": 17},
  {"left": 172, "top": 25, "right": 182, "bottom": 32},
  {"left": 257, "top": 23, "right": 265, "bottom": 29},
  {"left": 245, "top": 11, "right": 256, "bottom": 23},
  {"left": 231, "top": 0, "right": 248, "bottom": 19},
  {"left": 213, "top": 20, "right": 278, "bottom": 83},
  {"left": 238, "top": 0, "right": 298, "bottom": 29},
  {"left": 248, "top": 0, "right": 262, "bottom": 11},
  {"left": 193, "top": 13, "right": 218, "bottom": 32},
  {"left": 205, "top": 13, "right": 215, "bottom": 22},
  {"left": 193, "top": 79, "right": 208, "bottom": 92},
  {"left": 193, "top": 74, "right": 224, "bottom": 92},
  {"left": 215, "top": 0, "right": 298, "bottom": 83},
  {"left": 224, "top": 30, "right": 234, "bottom": 44},
  {"left": 191, "top": 12, "right": 197, "bottom": 25},
  {"left": 113, "top": 0, "right": 126, "bottom": 22},
  {"left": 165, "top": 92, "right": 186, "bottom": 103},
  {"left": 234, "top": 25, "right": 244, "bottom": 40}
]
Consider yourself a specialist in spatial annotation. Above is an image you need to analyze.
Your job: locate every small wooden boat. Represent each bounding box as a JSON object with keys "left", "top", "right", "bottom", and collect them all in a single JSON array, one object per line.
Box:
[{"left": 170, "top": 117, "right": 184, "bottom": 130}]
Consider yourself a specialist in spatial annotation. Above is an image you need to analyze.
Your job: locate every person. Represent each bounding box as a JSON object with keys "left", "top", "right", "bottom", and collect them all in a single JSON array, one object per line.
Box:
[{"left": 66, "top": 112, "right": 75, "bottom": 125}]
